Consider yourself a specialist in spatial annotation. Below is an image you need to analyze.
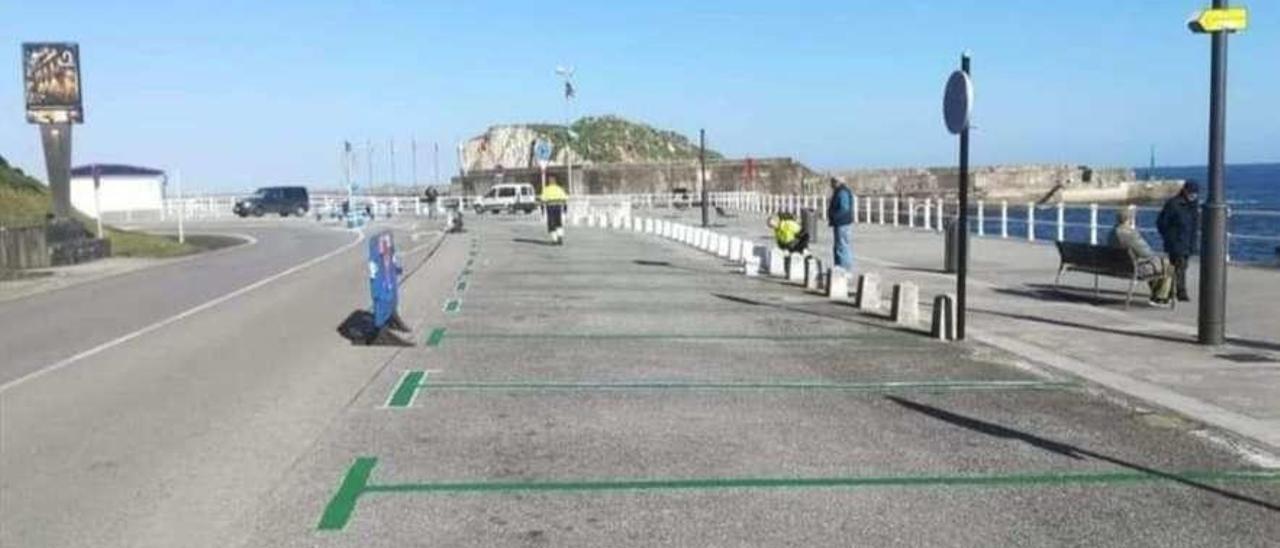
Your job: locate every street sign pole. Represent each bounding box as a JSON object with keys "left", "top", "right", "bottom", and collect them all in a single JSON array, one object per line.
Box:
[
  {"left": 700, "top": 129, "right": 708, "bottom": 228},
  {"left": 956, "top": 52, "right": 971, "bottom": 341},
  {"left": 1198, "top": 0, "right": 1232, "bottom": 345}
]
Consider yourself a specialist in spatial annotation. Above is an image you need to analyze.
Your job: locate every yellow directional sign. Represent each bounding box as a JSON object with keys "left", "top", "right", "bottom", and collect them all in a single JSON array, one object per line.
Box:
[{"left": 1189, "top": 7, "right": 1249, "bottom": 33}]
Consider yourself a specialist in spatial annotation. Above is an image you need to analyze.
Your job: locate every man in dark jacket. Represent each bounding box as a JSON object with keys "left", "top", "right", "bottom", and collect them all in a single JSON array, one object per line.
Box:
[
  {"left": 1156, "top": 180, "right": 1200, "bottom": 302},
  {"left": 827, "top": 177, "right": 854, "bottom": 271}
]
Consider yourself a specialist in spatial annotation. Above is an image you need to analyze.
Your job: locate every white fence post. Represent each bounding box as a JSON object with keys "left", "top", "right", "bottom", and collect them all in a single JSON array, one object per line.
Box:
[
  {"left": 1089, "top": 203, "right": 1099, "bottom": 245},
  {"left": 1057, "top": 202, "right": 1065, "bottom": 242},
  {"left": 977, "top": 200, "right": 985, "bottom": 236},
  {"left": 878, "top": 196, "right": 886, "bottom": 225},
  {"left": 923, "top": 198, "right": 932, "bottom": 231},
  {"left": 1027, "top": 202, "right": 1036, "bottom": 242},
  {"left": 892, "top": 196, "right": 899, "bottom": 227},
  {"left": 936, "top": 199, "right": 944, "bottom": 232},
  {"left": 1000, "top": 201, "right": 1009, "bottom": 238},
  {"left": 908, "top": 197, "right": 915, "bottom": 228}
]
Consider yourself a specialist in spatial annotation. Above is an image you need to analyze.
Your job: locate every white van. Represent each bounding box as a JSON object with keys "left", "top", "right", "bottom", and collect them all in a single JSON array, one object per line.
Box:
[{"left": 474, "top": 183, "right": 538, "bottom": 214}]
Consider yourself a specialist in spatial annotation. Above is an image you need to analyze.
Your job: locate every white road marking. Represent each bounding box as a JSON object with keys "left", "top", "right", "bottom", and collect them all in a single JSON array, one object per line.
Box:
[{"left": 0, "top": 230, "right": 365, "bottom": 394}]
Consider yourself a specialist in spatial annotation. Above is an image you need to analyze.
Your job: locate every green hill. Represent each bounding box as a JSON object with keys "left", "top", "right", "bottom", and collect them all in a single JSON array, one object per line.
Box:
[
  {"left": 537, "top": 116, "right": 723, "bottom": 164},
  {"left": 0, "top": 154, "right": 51, "bottom": 227}
]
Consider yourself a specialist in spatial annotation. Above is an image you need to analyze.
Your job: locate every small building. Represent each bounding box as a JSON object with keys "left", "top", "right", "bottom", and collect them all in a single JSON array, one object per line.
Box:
[{"left": 69, "top": 164, "right": 166, "bottom": 219}]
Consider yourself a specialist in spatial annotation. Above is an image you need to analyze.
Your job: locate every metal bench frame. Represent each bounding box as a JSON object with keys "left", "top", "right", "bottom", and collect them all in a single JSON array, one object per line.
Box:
[{"left": 1053, "top": 241, "right": 1172, "bottom": 309}]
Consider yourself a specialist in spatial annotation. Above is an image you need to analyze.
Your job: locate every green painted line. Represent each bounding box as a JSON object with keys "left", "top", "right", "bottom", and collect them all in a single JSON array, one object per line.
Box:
[
  {"left": 426, "top": 328, "right": 447, "bottom": 347},
  {"left": 455, "top": 281, "right": 468, "bottom": 292},
  {"left": 465, "top": 259, "right": 475, "bottom": 268},
  {"left": 318, "top": 456, "right": 1280, "bottom": 531},
  {"left": 386, "top": 370, "right": 429, "bottom": 408},
  {"left": 444, "top": 333, "right": 900, "bottom": 343},
  {"left": 421, "top": 380, "right": 1077, "bottom": 393},
  {"left": 443, "top": 299, "right": 461, "bottom": 314},
  {"left": 317, "top": 457, "right": 376, "bottom": 531}
]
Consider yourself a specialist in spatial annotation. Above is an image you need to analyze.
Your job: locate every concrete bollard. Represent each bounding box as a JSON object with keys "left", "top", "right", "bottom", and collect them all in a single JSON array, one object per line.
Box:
[
  {"left": 744, "top": 255, "right": 761, "bottom": 277},
  {"left": 572, "top": 215, "right": 581, "bottom": 227},
  {"left": 890, "top": 282, "right": 920, "bottom": 326},
  {"left": 586, "top": 214, "right": 596, "bottom": 228},
  {"left": 827, "top": 267, "right": 850, "bottom": 301},
  {"left": 728, "top": 237, "right": 743, "bottom": 262},
  {"left": 741, "top": 239, "right": 756, "bottom": 264},
  {"left": 718, "top": 234, "right": 732, "bottom": 258},
  {"left": 855, "top": 273, "right": 882, "bottom": 312},
  {"left": 931, "top": 294, "right": 957, "bottom": 341},
  {"left": 805, "top": 256, "right": 824, "bottom": 292},
  {"left": 787, "top": 253, "right": 806, "bottom": 284},
  {"left": 768, "top": 248, "right": 787, "bottom": 277}
]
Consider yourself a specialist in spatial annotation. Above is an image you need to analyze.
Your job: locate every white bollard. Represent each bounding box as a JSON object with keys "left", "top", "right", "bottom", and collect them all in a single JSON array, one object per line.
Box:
[
  {"left": 908, "top": 197, "right": 916, "bottom": 228},
  {"left": 931, "top": 294, "right": 957, "bottom": 341},
  {"left": 740, "top": 239, "right": 756, "bottom": 264},
  {"left": 827, "top": 268, "right": 850, "bottom": 301},
  {"left": 855, "top": 273, "right": 882, "bottom": 312},
  {"left": 717, "top": 235, "right": 732, "bottom": 258},
  {"left": 1057, "top": 202, "right": 1066, "bottom": 242},
  {"left": 924, "top": 199, "right": 933, "bottom": 231},
  {"left": 587, "top": 215, "right": 597, "bottom": 228},
  {"left": 878, "top": 196, "right": 886, "bottom": 225},
  {"left": 788, "top": 253, "right": 806, "bottom": 284},
  {"left": 769, "top": 248, "right": 787, "bottom": 277},
  {"left": 891, "top": 283, "right": 920, "bottom": 326},
  {"left": 744, "top": 255, "right": 761, "bottom": 277},
  {"left": 805, "top": 256, "right": 824, "bottom": 292},
  {"left": 892, "top": 196, "right": 900, "bottom": 227},
  {"left": 936, "top": 199, "right": 944, "bottom": 232},
  {"left": 729, "top": 237, "right": 743, "bottom": 262}
]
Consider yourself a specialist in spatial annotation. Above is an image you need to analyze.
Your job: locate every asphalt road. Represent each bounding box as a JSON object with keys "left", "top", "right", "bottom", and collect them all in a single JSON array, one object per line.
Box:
[
  {"left": 0, "top": 217, "right": 443, "bottom": 547},
  {"left": 2, "top": 214, "right": 1277, "bottom": 547}
]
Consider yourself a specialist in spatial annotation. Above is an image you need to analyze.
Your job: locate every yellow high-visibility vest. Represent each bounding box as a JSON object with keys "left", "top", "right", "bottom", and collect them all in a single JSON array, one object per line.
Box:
[{"left": 541, "top": 183, "right": 568, "bottom": 203}]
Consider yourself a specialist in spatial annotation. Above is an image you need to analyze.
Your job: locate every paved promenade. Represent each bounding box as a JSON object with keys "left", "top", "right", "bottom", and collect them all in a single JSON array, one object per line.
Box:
[
  {"left": 659, "top": 207, "right": 1280, "bottom": 456},
  {"left": 246, "top": 215, "right": 1279, "bottom": 546}
]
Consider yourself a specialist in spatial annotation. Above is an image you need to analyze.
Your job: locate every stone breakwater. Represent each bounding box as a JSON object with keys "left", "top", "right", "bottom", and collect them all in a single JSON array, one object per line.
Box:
[{"left": 454, "top": 159, "right": 1179, "bottom": 205}]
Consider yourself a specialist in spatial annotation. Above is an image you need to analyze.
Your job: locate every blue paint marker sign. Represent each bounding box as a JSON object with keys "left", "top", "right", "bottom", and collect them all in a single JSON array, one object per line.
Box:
[
  {"left": 367, "top": 231, "right": 402, "bottom": 329},
  {"left": 534, "top": 139, "right": 553, "bottom": 169}
]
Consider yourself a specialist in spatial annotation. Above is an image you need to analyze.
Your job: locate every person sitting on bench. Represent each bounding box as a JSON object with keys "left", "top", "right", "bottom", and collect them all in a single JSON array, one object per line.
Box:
[
  {"left": 768, "top": 213, "right": 809, "bottom": 254},
  {"left": 1108, "top": 207, "right": 1172, "bottom": 305}
]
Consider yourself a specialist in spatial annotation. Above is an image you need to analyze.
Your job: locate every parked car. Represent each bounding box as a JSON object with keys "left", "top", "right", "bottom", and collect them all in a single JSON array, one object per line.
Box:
[
  {"left": 474, "top": 183, "right": 538, "bottom": 214},
  {"left": 234, "top": 186, "right": 310, "bottom": 217}
]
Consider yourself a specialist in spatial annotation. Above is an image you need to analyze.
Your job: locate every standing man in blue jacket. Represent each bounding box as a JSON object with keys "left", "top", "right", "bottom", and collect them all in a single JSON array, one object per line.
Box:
[
  {"left": 827, "top": 177, "right": 855, "bottom": 271},
  {"left": 1156, "top": 180, "right": 1200, "bottom": 302}
]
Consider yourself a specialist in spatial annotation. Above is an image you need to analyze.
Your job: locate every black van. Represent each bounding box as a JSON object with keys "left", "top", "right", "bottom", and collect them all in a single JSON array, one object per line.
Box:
[{"left": 234, "top": 186, "right": 310, "bottom": 217}]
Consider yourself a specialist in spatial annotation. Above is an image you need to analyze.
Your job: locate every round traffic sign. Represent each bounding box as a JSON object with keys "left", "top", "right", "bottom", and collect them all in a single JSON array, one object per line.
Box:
[
  {"left": 943, "top": 70, "right": 973, "bottom": 135},
  {"left": 534, "top": 139, "right": 553, "bottom": 163}
]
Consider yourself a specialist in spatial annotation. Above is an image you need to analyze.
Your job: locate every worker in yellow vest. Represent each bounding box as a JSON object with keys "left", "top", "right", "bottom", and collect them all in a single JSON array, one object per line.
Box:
[
  {"left": 540, "top": 177, "right": 569, "bottom": 245},
  {"left": 768, "top": 213, "right": 809, "bottom": 254}
]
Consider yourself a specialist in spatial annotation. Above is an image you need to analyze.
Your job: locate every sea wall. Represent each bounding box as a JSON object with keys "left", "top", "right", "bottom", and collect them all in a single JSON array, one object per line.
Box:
[{"left": 453, "top": 160, "right": 1178, "bottom": 205}]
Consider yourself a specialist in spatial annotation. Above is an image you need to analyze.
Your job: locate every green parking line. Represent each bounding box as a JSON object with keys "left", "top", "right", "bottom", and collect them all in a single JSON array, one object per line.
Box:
[
  {"left": 426, "top": 328, "right": 447, "bottom": 347},
  {"left": 422, "top": 380, "right": 1076, "bottom": 393},
  {"left": 317, "top": 457, "right": 1280, "bottom": 531},
  {"left": 445, "top": 333, "right": 901, "bottom": 343},
  {"left": 443, "top": 299, "right": 461, "bottom": 314},
  {"left": 386, "top": 371, "right": 430, "bottom": 408}
]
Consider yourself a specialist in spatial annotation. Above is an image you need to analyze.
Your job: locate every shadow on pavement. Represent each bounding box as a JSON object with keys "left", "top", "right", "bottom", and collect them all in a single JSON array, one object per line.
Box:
[
  {"left": 886, "top": 396, "right": 1280, "bottom": 513},
  {"left": 709, "top": 293, "right": 924, "bottom": 338},
  {"left": 971, "top": 306, "right": 1280, "bottom": 353},
  {"left": 512, "top": 238, "right": 559, "bottom": 247}
]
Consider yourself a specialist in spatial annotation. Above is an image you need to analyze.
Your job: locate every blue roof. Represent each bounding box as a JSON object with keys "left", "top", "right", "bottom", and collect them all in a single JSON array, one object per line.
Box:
[{"left": 70, "top": 164, "right": 166, "bottom": 177}]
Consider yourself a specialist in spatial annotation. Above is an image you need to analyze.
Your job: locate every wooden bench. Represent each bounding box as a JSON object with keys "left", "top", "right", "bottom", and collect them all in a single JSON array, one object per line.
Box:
[{"left": 1053, "top": 241, "right": 1170, "bottom": 308}]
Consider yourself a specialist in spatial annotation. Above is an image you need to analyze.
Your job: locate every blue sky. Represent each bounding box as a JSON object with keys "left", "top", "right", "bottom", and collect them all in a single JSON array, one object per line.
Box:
[{"left": 3, "top": 1, "right": 1277, "bottom": 192}]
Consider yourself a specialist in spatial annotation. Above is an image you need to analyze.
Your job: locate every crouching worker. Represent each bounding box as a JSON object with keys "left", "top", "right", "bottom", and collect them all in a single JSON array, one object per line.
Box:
[
  {"left": 768, "top": 213, "right": 809, "bottom": 254},
  {"left": 540, "top": 177, "right": 569, "bottom": 245}
]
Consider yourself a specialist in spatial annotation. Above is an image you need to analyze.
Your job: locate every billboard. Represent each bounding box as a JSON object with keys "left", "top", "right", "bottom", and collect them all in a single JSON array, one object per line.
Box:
[{"left": 23, "top": 42, "right": 83, "bottom": 123}]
